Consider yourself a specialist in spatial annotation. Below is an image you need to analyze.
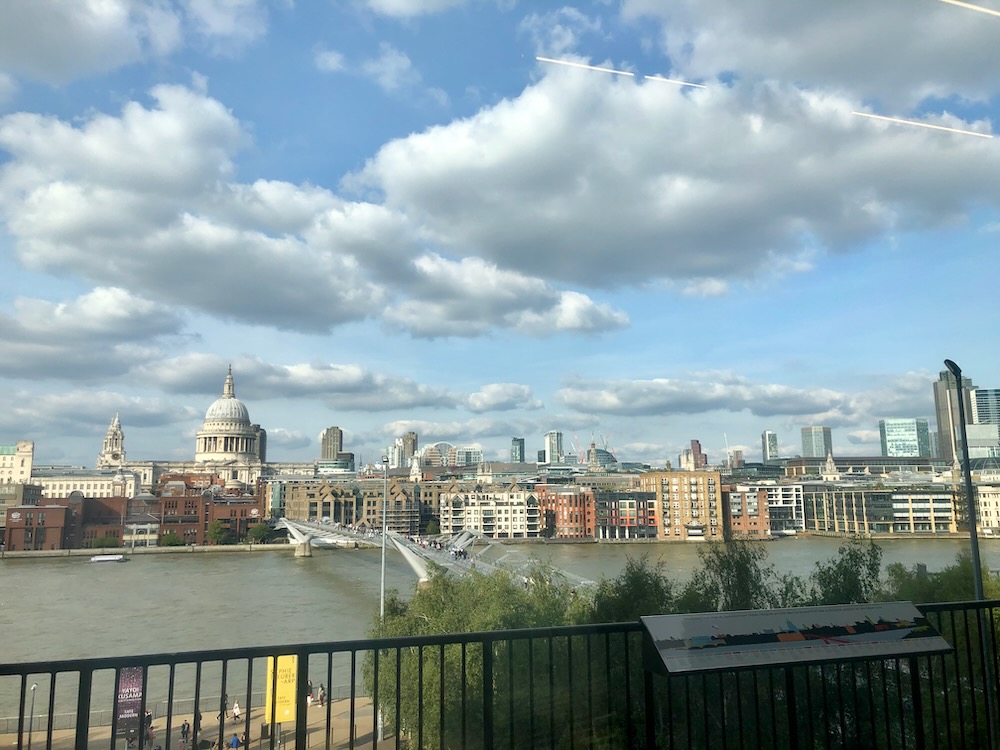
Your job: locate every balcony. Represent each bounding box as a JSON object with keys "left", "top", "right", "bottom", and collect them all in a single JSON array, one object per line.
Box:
[{"left": 1, "top": 602, "right": 998, "bottom": 749}]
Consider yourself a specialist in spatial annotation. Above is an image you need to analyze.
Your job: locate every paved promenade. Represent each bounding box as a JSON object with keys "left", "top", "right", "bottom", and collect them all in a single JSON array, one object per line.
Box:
[{"left": 2, "top": 697, "right": 393, "bottom": 749}]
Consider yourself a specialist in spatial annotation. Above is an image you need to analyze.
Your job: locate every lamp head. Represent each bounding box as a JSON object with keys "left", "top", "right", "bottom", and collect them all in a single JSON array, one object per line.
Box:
[
  {"left": 381, "top": 455, "right": 389, "bottom": 465},
  {"left": 30, "top": 683, "right": 37, "bottom": 691},
  {"left": 944, "top": 359, "right": 961, "bottom": 379}
]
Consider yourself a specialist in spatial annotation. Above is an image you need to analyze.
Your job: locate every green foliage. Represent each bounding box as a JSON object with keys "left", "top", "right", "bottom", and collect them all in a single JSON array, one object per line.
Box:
[
  {"left": 424, "top": 519, "right": 440, "bottom": 536},
  {"left": 584, "top": 555, "right": 674, "bottom": 624},
  {"left": 206, "top": 520, "right": 233, "bottom": 545},
  {"left": 89, "top": 534, "right": 120, "bottom": 548},
  {"left": 246, "top": 522, "right": 272, "bottom": 543},
  {"left": 159, "top": 531, "right": 184, "bottom": 547},
  {"left": 885, "top": 551, "right": 1000, "bottom": 603},
  {"left": 809, "top": 538, "right": 884, "bottom": 605},
  {"left": 675, "top": 538, "right": 804, "bottom": 613}
]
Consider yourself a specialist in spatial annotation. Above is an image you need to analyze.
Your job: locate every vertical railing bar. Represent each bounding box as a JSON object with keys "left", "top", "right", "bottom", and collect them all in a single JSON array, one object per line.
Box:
[
  {"left": 483, "top": 637, "right": 495, "bottom": 750},
  {"left": 767, "top": 669, "right": 778, "bottom": 750},
  {"left": 165, "top": 662, "right": 176, "bottom": 750},
  {"left": 948, "top": 610, "right": 966, "bottom": 750},
  {"left": 894, "top": 659, "right": 907, "bottom": 750},
  {"left": 850, "top": 661, "right": 862, "bottom": 749},
  {"left": 603, "top": 632, "right": 611, "bottom": 746},
  {"left": 244, "top": 656, "right": 254, "bottom": 750},
  {"left": 508, "top": 639, "right": 515, "bottom": 747},
  {"left": 266, "top": 655, "right": 277, "bottom": 750},
  {"left": 734, "top": 672, "right": 745, "bottom": 750},
  {"left": 44, "top": 671, "right": 56, "bottom": 748},
  {"left": 820, "top": 664, "right": 831, "bottom": 750},
  {"left": 962, "top": 609, "right": 981, "bottom": 747},
  {"left": 684, "top": 674, "right": 693, "bottom": 750},
  {"left": 879, "top": 660, "right": 894, "bottom": 750},
  {"left": 417, "top": 644, "right": 424, "bottom": 750},
  {"left": 395, "top": 647, "right": 403, "bottom": 744},
  {"left": 701, "top": 672, "right": 709, "bottom": 746},
  {"left": 925, "top": 653, "right": 939, "bottom": 748},
  {"left": 372, "top": 647, "right": 380, "bottom": 750},
  {"left": 623, "top": 631, "right": 634, "bottom": 750},
  {"left": 193, "top": 660, "right": 203, "bottom": 750},
  {"left": 138, "top": 664, "right": 149, "bottom": 750},
  {"left": 441, "top": 642, "right": 448, "bottom": 749},
  {"left": 109, "top": 667, "right": 121, "bottom": 749},
  {"left": 586, "top": 633, "right": 594, "bottom": 750},
  {"left": 216, "top": 659, "right": 228, "bottom": 745},
  {"left": 751, "top": 669, "right": 761, "bottom": 750},
  {"left": 348, "top": 650, "right": 357, "bottom": 750},
  {"left": 460, "top": 643, "right": 466, "bottom": 749},
  {"left": 16, "top": 675, "right": 26, "bottom": 748},
  {"left": 528, "top": 637, "right": 536, "bottom": 748},
  {"left": 836, "top": 662, "right": 846, "bottom": 750},
  {"left": 719, "top": 671, "right": 728, "bottom": 750},
  {"left": 864, "top": 660, "right": 877, "bottom": 749},
  {"left": 666, "top": 673, "right": 674, "bottom": 750},
  {"left": 803, "top": 665, "right": 815, "bottom": 750},
  {"left": 567, "top": 636, "right": 576, "bottom": 750},
  {"left": 323, "top": 651, "right": 332, "bottom": 750},
  {"left": 75, "top": 668, "right": 93, "bottom": 750}
]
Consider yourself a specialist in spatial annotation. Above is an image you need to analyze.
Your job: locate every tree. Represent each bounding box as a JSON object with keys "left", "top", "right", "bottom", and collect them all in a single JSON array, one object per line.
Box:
[
  {"left": 90, "top": 534, "right": 120, "bottom": 548},
  {"left": 424, "top": 519, "right": 440, "bottom": 536},
  {"left": 675, "top": 538, "right": 803, "bottom": 613},
  {"left": 246, "top": 523, "right": 272, "bottom": 544},
  {"left": 809, "top": 538, "right": 884, "bottom": 604},
  {"left": 206, "top": 520, "right": 233, "bottom": 545},
  {"left": 160, "top": 531, "right": 184, "bottom": 547},
  {"left": 584, "top": 555, "right": 674, "bottom": 624}
]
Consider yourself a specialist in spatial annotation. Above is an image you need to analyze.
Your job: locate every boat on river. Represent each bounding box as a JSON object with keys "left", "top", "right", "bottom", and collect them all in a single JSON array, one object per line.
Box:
[{"left": 89, "top": 554, "right": 129, "bottom": 563}]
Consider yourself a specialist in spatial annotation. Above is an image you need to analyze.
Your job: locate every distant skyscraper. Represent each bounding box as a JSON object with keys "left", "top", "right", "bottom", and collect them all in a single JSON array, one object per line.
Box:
[
  {"left": 878, "top": 418, "right": 931, "bottom": 457},
  {"left": 801, "top": 426, "right": 833, "bottom": 458},
  {"left": 761, "top": 431, "right": 779, "bottom": 464},
  {"left": 933, "top": 370, "right": 977, "bottom": 464},
  {"left": 320, "top": 426, "right": 343, "bottom": 461},
  {"left": 544, "top": 431, "right": 564, "bottom": 464},
  {"left": 690, "top": 439, "right": 707, "bottom": 469},
  {"left": 401, "top": 431, "right": 418, "bottom": 464},
  {"left": 973, "top": 389, "right": 1000, "bottom": 425},
  {"left": 511, "top": 437, "right": 525, "bottom": 463},
  {"left": 455, "top": 446, "right": 484, "bottom": 466}
]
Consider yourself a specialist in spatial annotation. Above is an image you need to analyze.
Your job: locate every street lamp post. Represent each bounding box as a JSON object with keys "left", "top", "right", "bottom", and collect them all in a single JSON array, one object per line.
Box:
[
  {"left": 380, "top": 454, "right": 389, "bottom": 621},
  {"left": 28, "top": 682, "right": 37, "bottom": 750},
  {"left": 944, "top": 358, "right": 995, "bottom": 747}
]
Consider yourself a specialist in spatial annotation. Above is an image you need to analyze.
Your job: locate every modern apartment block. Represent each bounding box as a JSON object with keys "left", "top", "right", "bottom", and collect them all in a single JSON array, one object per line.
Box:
[
  {"left": 878, "top": 418, "right": 931, "bottom": 457},
  {"left": 536, "top": 485, "right": 596, "bottom": 539},
  {"left": 800, "top": 426, "right": 833, "bottom": 458},
  {"left": 728, "top": 482, "right": 804, "bottom": 537},
  {"left": 761, "top": 431, "right": 779, "bottom": 464},
  {"left": 639, "top": 471, "right": 723, "bottom": 541},
  {"left": 933, "top": 369, "right": 977, "bottom": 464},
  {"left": 438, "top": 483, "right": 541, "bottom": 539},
  {"left": 594, "top": 490, "right": 657, "bottom": 539},
  {"left": 802, "top": 483, "right": 956, "bottom": 535}
]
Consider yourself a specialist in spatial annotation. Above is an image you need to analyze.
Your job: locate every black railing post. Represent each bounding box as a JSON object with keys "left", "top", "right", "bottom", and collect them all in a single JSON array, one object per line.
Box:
[
  {"left": 483, "top": 637, "right": 494, "bottom": 750},
  {"left": 295, "top": 650, "right": 309, "bottom": 748},
  {"left": 909, "top": 657, "right": 925, "bottom": 750},
  {"left": 75, "top": 669, "right": 92, "bottom": 749},
  {"left": 644, "top": 669, "right": 658, "bottom": 750},
  {"left": 785, "top": 666, "right": 799, "bottom": 750}
]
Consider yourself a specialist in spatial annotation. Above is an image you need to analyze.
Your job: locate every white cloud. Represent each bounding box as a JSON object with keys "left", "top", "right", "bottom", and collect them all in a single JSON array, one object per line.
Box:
[
  {"left": 362, "top": 43, "right": 420, "bottom": 92},
  {"left": 182, "top": 0, "right": 268, "bottom": 50},
  {"left": 266, "top": 427, "right": 311, "bottom": 450},
  {"left": 363, "top": 0, "right": 466, "bottom": 18},
  {"left": 0, "top": 390, "right": 197, "bottom": 436},
  {"left": 350, "top": 70, "right": 1000, "bottom": 289},
  {"left": 0, "top": 73, "right": 17, "bottom": 102},
  {"left": 466, "top": 384, "right": 543, "bottom": 413},
  {"left": 315, "top": 49, "right": 346, "bottom": 73},
  {"left": 622, "top": 0, "right": 1000, "bottom": 107},
  {"left": 0, "top": 0, "right": 182, "bottom": 84},
  {"left": 519, "top": 8, "right": 603, "bottom": 57}
]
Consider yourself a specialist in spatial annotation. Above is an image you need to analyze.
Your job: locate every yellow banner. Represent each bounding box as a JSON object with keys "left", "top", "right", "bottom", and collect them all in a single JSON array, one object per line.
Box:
[{"left": 264, "top": 655, "right": 297, "bottom": 723}]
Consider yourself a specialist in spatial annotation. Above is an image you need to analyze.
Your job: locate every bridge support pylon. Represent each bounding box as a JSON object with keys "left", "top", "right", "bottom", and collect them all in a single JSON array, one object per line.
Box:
[{"left": 294, "top": 539, "right": 313, "bottom": 557}]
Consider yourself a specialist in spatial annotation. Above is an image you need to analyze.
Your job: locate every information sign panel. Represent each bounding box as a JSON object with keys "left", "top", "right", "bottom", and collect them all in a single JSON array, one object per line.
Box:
[{"left": 642, "top": 601, "right": 951, "bottom": 674}]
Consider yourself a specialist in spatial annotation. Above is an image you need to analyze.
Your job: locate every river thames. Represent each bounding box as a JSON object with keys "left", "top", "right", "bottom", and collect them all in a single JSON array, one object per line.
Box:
[{"left": 3, "top": 536, "right": 1000, "bottom": 664}]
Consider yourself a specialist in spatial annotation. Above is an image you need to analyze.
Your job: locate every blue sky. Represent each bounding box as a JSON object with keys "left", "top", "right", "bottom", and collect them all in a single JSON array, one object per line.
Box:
[{"left": 1, "top": 0, "right": 999, "bottom": 468}]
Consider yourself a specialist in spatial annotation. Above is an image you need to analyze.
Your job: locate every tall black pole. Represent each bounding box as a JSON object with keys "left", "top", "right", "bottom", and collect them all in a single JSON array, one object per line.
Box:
[{"left": 944, "top": 359, "right": 995, "bottom": 749}]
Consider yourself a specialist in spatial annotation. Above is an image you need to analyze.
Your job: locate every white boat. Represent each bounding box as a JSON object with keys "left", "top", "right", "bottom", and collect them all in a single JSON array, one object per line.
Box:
[{"left": 90, "top": 554, "right": 129, "bottom": 563}]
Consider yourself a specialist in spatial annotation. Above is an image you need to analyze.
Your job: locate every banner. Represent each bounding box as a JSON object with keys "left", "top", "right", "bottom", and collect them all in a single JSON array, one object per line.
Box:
[
  {"left": 115, "top": 666, "right": 143, "bottom": 738},
  {"left": 264, "top": 655, "right": 297, "bottom": 724}
]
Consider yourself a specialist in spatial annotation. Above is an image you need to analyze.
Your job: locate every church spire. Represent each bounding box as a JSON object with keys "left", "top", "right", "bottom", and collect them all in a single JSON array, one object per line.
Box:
[{"left": 223, "top": 365, "right": 235, "bottom": 398}]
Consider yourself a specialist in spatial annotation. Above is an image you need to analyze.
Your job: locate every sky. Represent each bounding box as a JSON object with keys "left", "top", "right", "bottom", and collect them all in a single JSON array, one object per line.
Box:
[{"left": 1, "top": 0, "right": 999, "bottom": 469}]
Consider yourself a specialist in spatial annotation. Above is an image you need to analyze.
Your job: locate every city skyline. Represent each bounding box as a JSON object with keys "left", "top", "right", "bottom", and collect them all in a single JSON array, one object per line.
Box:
[{"left": 1, "top": 1, "right": 998, "bottom": 468}]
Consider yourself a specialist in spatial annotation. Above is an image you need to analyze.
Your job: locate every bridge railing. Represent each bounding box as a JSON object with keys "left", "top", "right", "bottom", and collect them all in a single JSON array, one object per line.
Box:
[{"left": 2, "top": 600, "right": 999, "bottom": 749}]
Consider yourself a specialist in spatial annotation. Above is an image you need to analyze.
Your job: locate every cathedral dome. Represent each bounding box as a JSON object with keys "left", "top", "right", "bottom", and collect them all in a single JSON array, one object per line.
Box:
[{"left": 205, "top": 395, "right": 249, "bottom": 423}]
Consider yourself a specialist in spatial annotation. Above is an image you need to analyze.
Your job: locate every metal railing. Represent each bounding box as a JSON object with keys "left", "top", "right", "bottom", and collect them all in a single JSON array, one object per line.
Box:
[{"left": 2, "top": 601, "right": 998, "bottom": 749}]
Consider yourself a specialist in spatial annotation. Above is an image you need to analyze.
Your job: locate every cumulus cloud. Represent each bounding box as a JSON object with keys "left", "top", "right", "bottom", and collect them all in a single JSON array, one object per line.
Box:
[
  {"left": 135, "top": 355, "right": 460, "bottom": 411},
  {"left": 622, "top": 0, "right": 1000, "bottom": 107},
  {"left": 362, "top": 43, "right": 420, "bottom": 93},
  {"left": 0, "top": 288, "right": 183, "bottom": 380},
  {"left": 466, "top": 384, "right": 543, "bottom": 413},
  {"left": 350, "top": 69, "right": 1000, "bottom": 290},
  {"left": 556, "top": 372, "right": 936, "bottom": 427},
  {"left": 182, "top": 0, "right": 268, "bottom": 51},
  {"left": 378, "top": 417, "right": 529, "bottom": 443},
  {"left": 0, "top": 390, "right": 197, "bottom": 436}
]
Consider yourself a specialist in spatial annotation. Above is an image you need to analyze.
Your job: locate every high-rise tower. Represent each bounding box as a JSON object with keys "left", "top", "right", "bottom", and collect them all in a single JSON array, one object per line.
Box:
[
  {"left": 761, "top": 431, "right": 779, "bottom": 464},
  {"left": 320, "top": 426, "right": 343, "bottom": 461},
  {"left": 511, "top": 437, "right": 525, "bottom": 463},
  {"left": 933, "top": 370, "right": 977, "bottom": 464},
  {"left": 801, "top": 426, "right": 833, "bottom": 458}
]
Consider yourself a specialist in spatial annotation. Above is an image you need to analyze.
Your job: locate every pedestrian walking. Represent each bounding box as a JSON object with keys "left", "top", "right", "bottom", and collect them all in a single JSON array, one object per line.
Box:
[
  {"left": 229, "top": 733, "right": 240, "bottom": 748},
  {"left": 218, "top": 692, "right": 229, "bottom": 721},
  {"left": 306, "top": 680, "right": 313, "bottom": 708},
  {"left": 180, "top": 720, "right": 190, "bottom": 742},
  {"left": 232, "top": 699, "right": 241, "bottom": 723},
  {"left": 318, "top": 684, "right": 326, "bottom": 707}
]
